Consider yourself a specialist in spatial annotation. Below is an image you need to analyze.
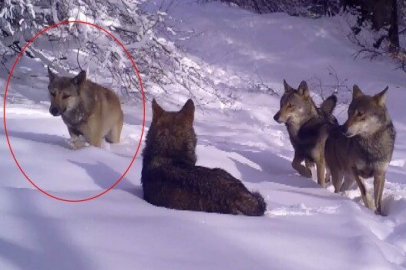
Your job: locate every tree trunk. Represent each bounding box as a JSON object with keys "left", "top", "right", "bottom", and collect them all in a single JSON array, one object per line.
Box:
[{"left": 388, "top": 0, "right": 400, "bottom": 53}]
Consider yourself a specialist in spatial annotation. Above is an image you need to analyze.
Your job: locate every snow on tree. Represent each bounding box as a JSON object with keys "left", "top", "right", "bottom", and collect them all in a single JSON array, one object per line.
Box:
[{"left": 0, "top": 0, "right": 238, "bottom": 105}]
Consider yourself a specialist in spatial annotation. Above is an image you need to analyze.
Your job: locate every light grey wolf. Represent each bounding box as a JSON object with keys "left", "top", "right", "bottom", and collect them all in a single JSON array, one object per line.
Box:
[
  {"left": 141, "top": 99, "right": 266, "bottom": 216},
  {"left": 325, "top": 85, "right": 396, "bottom": 215},
  {"left": 273, "top": 80, "right": 337, "bottom": 187},
  {"left": 47, "top": 68, "right": 123, "bottom": 149}
]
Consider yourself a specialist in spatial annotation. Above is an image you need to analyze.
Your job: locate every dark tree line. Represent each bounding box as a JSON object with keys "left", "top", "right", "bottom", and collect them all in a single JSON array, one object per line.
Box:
[
  {"left": 206, "top": 0, "right": 406, "bottom": 70},
  {"left": 201, "top": 0, "right": 341, "bottom": 17},
  {"left": 342, "top": 0, "right": 402, "bottom": 53}
]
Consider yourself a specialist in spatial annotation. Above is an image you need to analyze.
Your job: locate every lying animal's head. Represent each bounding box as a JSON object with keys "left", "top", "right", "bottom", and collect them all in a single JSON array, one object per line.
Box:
[
  {"left": 342, "top": 85, "right": 390, "bottom": 138},
  {"left": 143, "top": 99, "right": 197, "bottom": 165},
  {"left": 47, "top": 67, "right": 86, "bottom": 116},
  {"left": 273, "top": 80, "right": 316, "bottom": 124}
]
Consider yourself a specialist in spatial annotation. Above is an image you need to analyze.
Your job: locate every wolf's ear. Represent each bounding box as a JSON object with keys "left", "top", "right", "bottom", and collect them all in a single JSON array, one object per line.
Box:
[
  {"left": 352, "top": 85, "right": 363, "bottom": 99},
  {"left": 152, "top": 99, "right": 164, "bottom": 121},
  {"left": 71, "top": 70, "right": 86, "bottom": 86},
  {"left": 373, "top": 86, "right": 388, "bottom": 106},
  {"left": 48, "top": 66, "right": 56, "bottom": 82},
  {"left": 283, "top": 79, "right": 293, "bottom": 92},
  {"left": 297, "top": 81, "right": 309, "bottom": 97},
  {"left": 181, "top": 99, "right": 195, "bottom": 123},
  {"left": 320, "top": 94, "right": 337, "bottom": 114}
]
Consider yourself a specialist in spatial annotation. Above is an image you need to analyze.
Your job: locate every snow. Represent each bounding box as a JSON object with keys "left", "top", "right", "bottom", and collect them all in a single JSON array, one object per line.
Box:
[{"left": 1, "top": 0, "right": 406, "bottom": 269}]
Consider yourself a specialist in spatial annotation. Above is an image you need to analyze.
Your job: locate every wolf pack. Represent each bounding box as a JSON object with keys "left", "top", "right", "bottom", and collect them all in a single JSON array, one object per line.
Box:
[{"left": 47, "top": 67, "right": 396, "bottom": 216}]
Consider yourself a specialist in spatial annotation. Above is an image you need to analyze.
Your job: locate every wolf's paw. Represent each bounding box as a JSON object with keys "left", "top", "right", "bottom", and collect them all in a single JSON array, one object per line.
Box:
[
  {"left": 374, "top": 208, "right": 387, "bottom": 216},
  {"left": 67, "top": 138, "right": 89, "bottom": 150},
  {"left": 364, "top": 193, "right": 377, "bottom": 212},
  {"left": 299, "top": 167, "right": 312, "bottom": 178}
]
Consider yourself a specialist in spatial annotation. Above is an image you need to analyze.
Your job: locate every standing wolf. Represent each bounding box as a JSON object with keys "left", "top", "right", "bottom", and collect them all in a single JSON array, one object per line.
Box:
[
  {"left": 47, "top": 68, "right": 123, "bottom": 149},
  {"left": 273, "top": 80, "right": 337, "bottom": 187},
  {"left": 141, "top": 99, "right": 266, "bottom": 216},
  {"left": 325, "top": 85, "right": 396, "bottom": 215}
]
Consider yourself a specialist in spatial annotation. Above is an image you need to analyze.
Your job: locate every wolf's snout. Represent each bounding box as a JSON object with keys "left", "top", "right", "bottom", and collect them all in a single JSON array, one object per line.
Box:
[
  {"left": 49, "top": 107, "right": 60, "bottom": 116},
  {"left": 273, "top": 112, "right": 281, "bottom": 123},
  {"left": 340, "top": 125, "right": 354, "bottom": 138}
]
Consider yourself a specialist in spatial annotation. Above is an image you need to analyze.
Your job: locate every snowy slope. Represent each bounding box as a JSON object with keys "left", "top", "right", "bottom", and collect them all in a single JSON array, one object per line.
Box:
[{"left": 1, "top": 1, "right": 406, "bottom": 269}]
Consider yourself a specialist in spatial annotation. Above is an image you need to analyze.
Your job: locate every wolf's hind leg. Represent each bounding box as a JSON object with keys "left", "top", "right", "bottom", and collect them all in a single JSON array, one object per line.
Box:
[
  {"left": 340, "top": 175, "right": 355, "bottom": 192},
  {"left": 105, "top": 117, "right": 123, "bottom": 144},
  {"left": 330, "top": 169, "right": 343, "bottom": 193},
  {"left": 325, "top": 167, "right": 331, "bottom": 183},
  {"left": 292, "top": 153, "right": 312, "bottom": 178},
  {"left": 315, "top": 158, "right": 326, "bottom": 188},
  {"left": 83, "top": 129, "right": 102, "bottom": 148}
]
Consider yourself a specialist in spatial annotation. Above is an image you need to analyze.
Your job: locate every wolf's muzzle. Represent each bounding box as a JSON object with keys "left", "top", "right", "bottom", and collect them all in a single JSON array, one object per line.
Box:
[
  {"left": 50, "top": 107, "right": 62, "bottom": 117},
  {"left": 340, "top": 125, "right": 354, "bottom": 138},
  {"left": 273, "top": 112, "right": 282, "bottom": 123}
]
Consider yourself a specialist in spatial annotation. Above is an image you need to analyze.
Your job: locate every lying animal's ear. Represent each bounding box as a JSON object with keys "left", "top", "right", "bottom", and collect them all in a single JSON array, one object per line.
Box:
[
  {"left": 181, "top": 99, "right": 195, "bottom": 123},
  {"left": 48, "top": 66, "right": 56, "bottom": 82},
  {"left": 71, "top": 70, "right": 86, "bottom": 86},
  {"left": 152, "top": 99, "right": 164, "bottom": 122},
  {"left": 297, "top": 81, "right": 309, "bottom": 97},
  {"left": 283, "top": 79, "right": 293, "bottom": 92},
  {"left": 374, "top": 86, "right": 388, "bottom": 106},
  {"left": 352, "top": 85, "right": 363, "bottom": 99}
]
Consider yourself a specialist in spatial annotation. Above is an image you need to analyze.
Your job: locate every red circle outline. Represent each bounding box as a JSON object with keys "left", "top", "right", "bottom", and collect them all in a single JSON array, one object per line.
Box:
[{"left": 3, "top": 21, "right": 146, "bottom": 203}]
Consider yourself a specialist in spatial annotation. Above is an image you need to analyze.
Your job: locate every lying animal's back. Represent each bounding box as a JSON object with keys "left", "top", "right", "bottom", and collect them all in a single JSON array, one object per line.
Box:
[{"left": 142, "top": 164, "right": 266, "bottom": 216}]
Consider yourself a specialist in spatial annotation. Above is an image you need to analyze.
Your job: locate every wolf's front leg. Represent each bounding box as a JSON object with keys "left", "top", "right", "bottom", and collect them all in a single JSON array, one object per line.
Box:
[
  {"left": 373, "top": 170, "right": 386, "bottom": 215},
  {"left": 352, "top": 169, "right": 375, "bottom": 212},
  {"left": 67, "top": 127, "right": 88, "bottom": 150},
  {"left": 292, "top": 153, "right": 312, "bottom": 178}
]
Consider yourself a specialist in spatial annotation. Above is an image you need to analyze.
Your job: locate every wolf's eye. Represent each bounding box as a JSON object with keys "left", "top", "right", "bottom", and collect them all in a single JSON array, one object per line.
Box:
[
  {"left": 356, "top": 111, "right": 364, "bottom": 117},
  {"left": 287, "top": 103, "right": 293, "bottom": 108},
  {"left": 62, "top": 94, "right": 70, "bottom": 99},
  {"left": 50, "top": 92, "right": 56, "bottom": 97}
]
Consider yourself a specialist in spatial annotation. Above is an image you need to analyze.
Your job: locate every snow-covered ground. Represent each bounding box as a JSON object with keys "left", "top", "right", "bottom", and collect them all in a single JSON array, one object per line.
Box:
[{"left": 1, "top": 1, "right": 406, "bottom": 269}]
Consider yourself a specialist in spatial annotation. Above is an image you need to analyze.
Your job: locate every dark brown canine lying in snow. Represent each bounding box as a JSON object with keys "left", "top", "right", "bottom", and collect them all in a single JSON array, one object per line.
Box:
[
  {"left": 141, "top": 99, "right": 266, "bottom": 216},
  {"left": 47, "top": 68, "right": 123, "bottom": 149}
]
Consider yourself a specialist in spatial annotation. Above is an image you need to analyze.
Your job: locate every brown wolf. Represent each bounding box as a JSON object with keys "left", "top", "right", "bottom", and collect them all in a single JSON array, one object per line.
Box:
[
  {"left": 47, "top": 68, "right": 123, "bottom": 149},
  {"left": 141, "top": 99, "right": 266, "bottom": 216},
  {"left": 273, "top": 80, "right": 337, "bottom": 187},
  {"left": 325, "top": 85, "right": 396, "bottom": 215}
]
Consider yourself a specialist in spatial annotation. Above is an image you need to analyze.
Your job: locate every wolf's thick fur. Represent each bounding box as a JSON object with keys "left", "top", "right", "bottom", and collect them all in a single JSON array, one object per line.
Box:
[
  {"left": 273, "top": 80, "right": 338, "bottom": 187},
  {"left": 141, "top": 99, "right": 266, "bottom": 216},
  {"left": 47, "top": 68, "right": 123, "bottom": 148},
  {"left": 325, "top": 85, "right": 396, "bottom": 215}
]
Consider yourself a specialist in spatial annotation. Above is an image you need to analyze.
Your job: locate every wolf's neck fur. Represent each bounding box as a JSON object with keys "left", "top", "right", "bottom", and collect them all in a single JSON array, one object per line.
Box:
[
  {"left": 142, "top": 131, "right": 197, "bottom": 169},
  {"left": 286, "top": 103, "right": 318, "bottom": 137},
  {"left": 62, "top": 99, "right": 88, "bottom": 126},
  {"left": 353, "top": 121, "right": 395, "bottom": 162}
]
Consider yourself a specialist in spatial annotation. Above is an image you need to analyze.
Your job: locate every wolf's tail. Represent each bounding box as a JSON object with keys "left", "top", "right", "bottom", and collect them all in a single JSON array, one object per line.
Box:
[
  {"left": 234, "top": 191, "right": 267, "bottom": 216},
  {"left": 320, "top": 94, "right": 337, "bottom": 114}
]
